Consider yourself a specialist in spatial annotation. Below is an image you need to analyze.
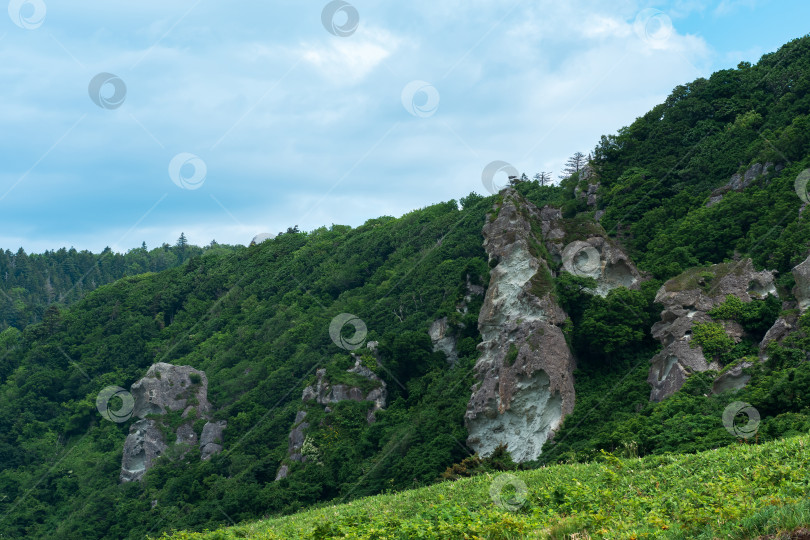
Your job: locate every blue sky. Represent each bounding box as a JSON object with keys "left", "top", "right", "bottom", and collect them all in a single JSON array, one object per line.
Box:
[{"left": 1, "top": 0, "right": 808, "bottom": 253}]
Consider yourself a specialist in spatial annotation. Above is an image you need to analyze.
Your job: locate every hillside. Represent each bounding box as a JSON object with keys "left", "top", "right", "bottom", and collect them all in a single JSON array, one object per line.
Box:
[
  {"left": 155, "top": 434, "right": 810, "bottom": 539},
  {"left": 0, "top": 240, "right": 242, "bottom": 331},
  {"left": 1, "top": 35, "right": 810, "bottom": 540}
]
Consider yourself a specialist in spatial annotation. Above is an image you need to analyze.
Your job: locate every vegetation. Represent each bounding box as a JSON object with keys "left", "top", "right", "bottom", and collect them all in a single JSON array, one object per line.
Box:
[
  {"left": 0, "top": 237, "right": 241, "bottom": 331},
  {"left": 155, "top": 434, "right": 810, "bottom": 539}
]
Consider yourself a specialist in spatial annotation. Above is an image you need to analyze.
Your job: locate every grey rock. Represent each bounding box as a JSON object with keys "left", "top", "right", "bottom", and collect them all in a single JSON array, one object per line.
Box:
[
  {"left": 175, "top": 423, "right": 198, "bottom": 447},
  {"left": 130, "top": 362, "right": 211, "bottom": 419},
  {"left": 465, "top": 189, "right": 575, "bottom": 462},
  {"left": 792, "top": 254, "right": 810, "bottom": 312},
  {"left": 710, "top": 163, "right": 776, "bottom": 206},
  {"left": 200, "top": 420, "right": 227, "bottom": 460},
  {"left": 279, "top": 358, "right": 388, "bottom": 480},
  {"left": 275, "top": 464, "right": 290, "bottom": 481},
  {"left": 760, "top": 317, "right": 795, "bottom": 359},
  {"left": 712, "top": 362, "right": 753, "bottom": 395},
  {"left": 121, "top": 363, "right": 222, "bottom": 481},
  {"left": 648, "top": 259, "right": 777, "bottom": 401},
  {"left": 429, "top": 317, "right": 458, "bottom": 365},
  {"left": 121, "top": 419, "right": 168, "bottom": 483},
  {"left": 537, "top": 205, "right": 641, "bottom": 297}
]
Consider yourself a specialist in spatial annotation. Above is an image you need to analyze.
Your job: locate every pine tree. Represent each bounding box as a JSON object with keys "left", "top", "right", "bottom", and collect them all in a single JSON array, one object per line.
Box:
[
  {"left": 560, "top": 152, "right": 587, "bottom": 180},
  {"left": 533, "top": 172, "right": 552, "bottom": 186}
]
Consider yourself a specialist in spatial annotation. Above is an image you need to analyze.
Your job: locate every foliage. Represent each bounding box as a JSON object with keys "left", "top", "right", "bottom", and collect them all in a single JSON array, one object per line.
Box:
[
  {"left": 0, "top": 240, "right": 241, "bottom": 331},
  {"left": 690, "top": 322, "right": 736, "bottom": 360},
  {"left": 156, "top": 435, "right": 810, "bottom": 539}
]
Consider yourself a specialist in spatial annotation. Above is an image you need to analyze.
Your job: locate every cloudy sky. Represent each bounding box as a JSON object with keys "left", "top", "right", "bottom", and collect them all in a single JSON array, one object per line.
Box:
[{"left": 1, "top": 0, "right": 808, "bottom": 252}]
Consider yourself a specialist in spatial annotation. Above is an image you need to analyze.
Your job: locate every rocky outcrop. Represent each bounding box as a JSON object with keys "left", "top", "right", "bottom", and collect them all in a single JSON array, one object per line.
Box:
[
  {"left": 792, "top": 254, "right": 810, "bottom": 312},
  {"left": 429, "top": 275, "right": 486, "bottom": 365},
  {"left": 429, "top": 317, "right": 458, "bottom": 365},
  {"left": 465, "top": 189, "right": 576, "bottom": 463},
  {"left": 711, "top": 361, "right": 753, "bottom": 395},
  {"left": 277, "top": 355, "right": 387, "bottom": 480},
  {"left": 538, "top": 206, "right": 641, "bottom": 296},
  {"left": 200, "top": 420, "right": 227, "bottom": 460},
  {"left": 301, "top": 361, "right": 386, "bottom": 417},
  {"left": 707, "top": 162, "right": 781, "bottom": 207},
  {"left": 120, "top": 363, "right": 225, "bottom": 482},
  {"left": 647, "top": 259, "right": 777, "bottom": 401},
  {"left": 130, "top": 362, "right": 212, "bottom": 419},
  {"left": 120, "top": 419, "right": 168, "bottom": 483}
]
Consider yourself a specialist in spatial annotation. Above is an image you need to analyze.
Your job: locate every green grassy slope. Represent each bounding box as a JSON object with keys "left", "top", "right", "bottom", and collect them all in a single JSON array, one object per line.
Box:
[{"left": 156, "top": 435, "right": 810, "bottom": 539}]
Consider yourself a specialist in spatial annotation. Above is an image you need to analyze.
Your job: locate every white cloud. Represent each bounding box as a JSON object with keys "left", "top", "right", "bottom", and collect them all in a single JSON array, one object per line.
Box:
[{"left": 300, "top": 26, "right": 403, "bottom": 85}]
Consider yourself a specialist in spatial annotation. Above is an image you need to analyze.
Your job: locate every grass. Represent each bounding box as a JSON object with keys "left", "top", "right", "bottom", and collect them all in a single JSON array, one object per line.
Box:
[{"left": 155, "top": 434, "right": 810, "bottom": 539}]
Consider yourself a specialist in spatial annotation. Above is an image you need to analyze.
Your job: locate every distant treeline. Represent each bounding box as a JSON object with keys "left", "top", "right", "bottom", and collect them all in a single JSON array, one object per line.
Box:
[{"left": 0, "top": 235, "right": 243, "bottom": 330}]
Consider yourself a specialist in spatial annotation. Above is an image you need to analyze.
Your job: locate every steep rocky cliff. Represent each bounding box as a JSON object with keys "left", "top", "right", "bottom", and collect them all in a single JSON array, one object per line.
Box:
[
  {"left": 647, "top": 259, "right": 777, "bottom": 401},
  {"left": 120, "top": 363, "right": 225, "bottom": 482},
  {"left": 465, "top": 189, "right": 576, "bottom": 462}
]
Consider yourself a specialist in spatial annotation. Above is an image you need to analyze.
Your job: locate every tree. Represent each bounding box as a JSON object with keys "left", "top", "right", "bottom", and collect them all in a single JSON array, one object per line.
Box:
[
  {"left": 176, "top": 233, "right": 188, "bottom": 250},
  {"left": 559, "top": 151, "right": 587, "bottom": 180},
  {"left": 533, "top": 172, "right": 552, "bottom": 186}
]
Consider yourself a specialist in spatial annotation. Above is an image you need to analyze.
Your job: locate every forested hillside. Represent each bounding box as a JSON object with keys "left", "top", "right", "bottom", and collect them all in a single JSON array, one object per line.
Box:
[
  {"left": 0, "top": 238, "right": 241, "bottom": 331},
  {"left": 1, "top": 35, "right": 810, "bottom": 540}
]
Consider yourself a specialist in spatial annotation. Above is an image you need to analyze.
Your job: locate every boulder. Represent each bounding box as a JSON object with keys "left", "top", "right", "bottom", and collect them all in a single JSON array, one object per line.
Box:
[
  {"left": 712, "top": 361, "right": 753, "bottom": 395},
  {"left": 537, "top": 205, "right": 642, "bottom": 297},
  {"left": 707, "top": 163, "right": 775, "bottom": 207},
  {"left": 429, "top": 317, "right": 458, "bottom": 365},
  {"left": 130, "top": 362, "right": 211, "bottom": 419},
  {"left": 200, "top": 420, "right": 227, "bottom": 460},
  {"left": 277, "top": 356, "right": 387, "bottom": 480},
  {"left": 120, "top": 419, "right": 168, "bottom": 483}
]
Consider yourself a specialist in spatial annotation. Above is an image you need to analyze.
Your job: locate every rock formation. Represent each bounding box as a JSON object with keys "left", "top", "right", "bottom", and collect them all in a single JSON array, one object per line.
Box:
[
  {"left": 300, "top": 361, "right": 386, "bottom": 418},
  {"left": 120, "top": 363, "right": 225, "bottom": 482},
  {"left": 647, "top": 259, "right": 777, "bottom": 401},
  {"left": 538, "top": 206, "right": 642, "bottom": 296},
  {"left": 428, "top": 275, "right": 486, "bottom": 365},
  {"left": 428, "top": 317, "right": 458, "bottom": 365},
  {"left": 465, "top": 189, "right": 576, "bottom": 463},
  {"left": 276, "top": 355, "right": 387, "bottom": 480},
  {"left": 792, "top": 254, "right": 810, "bottom": 312},
  {"left": 706, "top": 162, "right": 782, "bottom": 207}
]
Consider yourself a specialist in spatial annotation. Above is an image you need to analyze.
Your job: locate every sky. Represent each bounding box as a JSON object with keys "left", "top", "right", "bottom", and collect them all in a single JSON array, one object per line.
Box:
[{"left": 0, "top": 0, "right": 808, "bottom": 253}]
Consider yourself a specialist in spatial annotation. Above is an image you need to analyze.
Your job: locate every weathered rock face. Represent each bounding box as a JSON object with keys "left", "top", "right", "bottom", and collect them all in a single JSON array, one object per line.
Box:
[
  {"left": 130, "top": 362, "right": 212, "bottom": 419},
  {"left": 711, "top": 361, "right": 754, "bottom": 395},
  {"left": 200, "top": 420, "right": 227, "bottom": 460},
  {"left": 301, "top": 361, "right": 386, "bottom": 416},
  {"left": 465, "top": 189, "right": 576, "bottom": 463},
  {"left": 428, "top": 275, "right": 485, "bottom": 365},
  {"left": 706, "top": 162, "right": 781, "bottom": 207},
  {"left": 277, "top": 355, "right": 387, "bottom": 480},
  {"left": 120, "top": 419, "right": 167, "bottom": 483},
  {"left": 120, "top": 363, "right": 224, "bottom": 482},
  {"left": 647, "top": 259, "right": 777, "bottom": 401},
  {"left": 792, "top": 254, "right": 810, "bottom": 312},
  {"left": 538, "top": 206, "right": 642, "bottom": 296},
  {"left": 429, "top": 317, "right": 458, "bottom": 365}
]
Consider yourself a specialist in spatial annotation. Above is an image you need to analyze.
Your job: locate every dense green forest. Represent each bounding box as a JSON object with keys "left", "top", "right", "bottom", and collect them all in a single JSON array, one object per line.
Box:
[
  {"left": 1, "top": 35, "right": 810, "bottom": 539},
  {"left": 0, "top": 237, "right": 242, "bottom": 331}
]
